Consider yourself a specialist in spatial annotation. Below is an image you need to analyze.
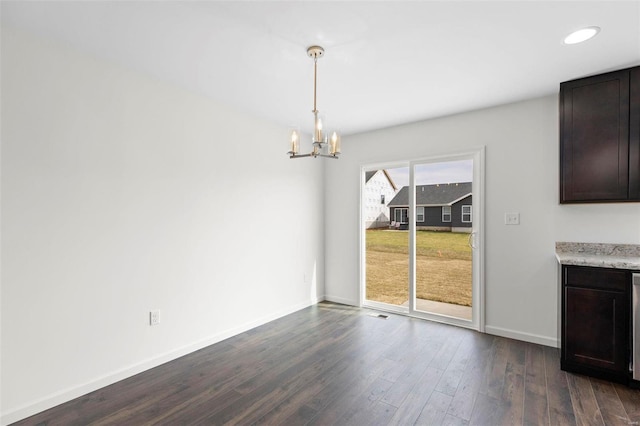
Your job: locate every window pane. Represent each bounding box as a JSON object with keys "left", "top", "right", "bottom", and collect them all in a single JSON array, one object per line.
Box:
[
  {"left": 462, "top": 205, "right": 472, "bottom": 223},
  {"left": 442, "top": 206, "right": 452, "bottom": 222}
]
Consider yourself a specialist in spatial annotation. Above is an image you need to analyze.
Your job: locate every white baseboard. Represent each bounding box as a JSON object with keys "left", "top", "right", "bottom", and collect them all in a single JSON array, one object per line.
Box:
[
  {"left": 2, "top": 299, "right": 317, "bottom": 426},
  {"left": 485, "top": 325, "right": 558, "bottom": 348},
  {"left": 324, "top": 296, "right": 558, "bottom": 349},
  {"left": 322, "top": 294, "right": 359, "bottom": 307}
]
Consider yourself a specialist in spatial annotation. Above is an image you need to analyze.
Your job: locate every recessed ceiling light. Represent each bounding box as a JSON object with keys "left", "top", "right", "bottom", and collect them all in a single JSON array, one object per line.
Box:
[{"left": 564, "top": 26, "right": 601, "bottom": 45}]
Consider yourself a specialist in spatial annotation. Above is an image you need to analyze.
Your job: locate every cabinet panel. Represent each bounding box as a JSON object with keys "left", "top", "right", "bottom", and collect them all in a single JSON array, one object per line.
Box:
[
  {"left": 630, "top": 67, "right": 640, "bottom": 199},
  {"left": 564, "top": 286, "right": 627, "bottom": 372},
  {"left": 560, "top": 70, "right": 630, "bottom": 202},
  {"left": 565, "top": 266, "right": 627, "bottom": 291}
]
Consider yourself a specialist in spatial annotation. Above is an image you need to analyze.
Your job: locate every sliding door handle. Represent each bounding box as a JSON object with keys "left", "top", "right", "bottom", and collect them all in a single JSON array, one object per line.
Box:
[{"left": 468, "top": 231, "right": 477, "bottom": 249}]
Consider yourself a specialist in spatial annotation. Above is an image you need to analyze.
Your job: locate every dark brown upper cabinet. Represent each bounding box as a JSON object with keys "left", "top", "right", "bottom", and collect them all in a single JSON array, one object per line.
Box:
[{"left": 560, "top": 66, "right": 640, "bottom": 203}]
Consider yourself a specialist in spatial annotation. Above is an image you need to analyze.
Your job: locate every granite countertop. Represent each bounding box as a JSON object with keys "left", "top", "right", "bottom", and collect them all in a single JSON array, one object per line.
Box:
[{"left": 555, "top": 242, "right": 640, "bottom": 270}]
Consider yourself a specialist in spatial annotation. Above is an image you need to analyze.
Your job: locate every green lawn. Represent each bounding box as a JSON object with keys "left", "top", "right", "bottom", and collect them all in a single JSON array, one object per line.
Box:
[
  {"left": 366, "top": 229, "right": 472, "bottom": 259},
  {"left": 365, "top": 229, "right": 472, "bottom": 306}
]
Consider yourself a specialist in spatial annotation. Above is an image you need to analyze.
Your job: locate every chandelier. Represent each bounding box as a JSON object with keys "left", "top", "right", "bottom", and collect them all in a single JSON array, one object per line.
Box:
[{"left": 288, "top": 46, "right": 340, "bottom": 159}]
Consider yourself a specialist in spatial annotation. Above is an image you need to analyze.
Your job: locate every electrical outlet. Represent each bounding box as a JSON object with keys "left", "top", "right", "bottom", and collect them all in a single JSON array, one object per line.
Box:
[
  {"left": 505, "top": 212, "right": 520, "bottom": 225},
  {"left": 150, "top": 310, "right": 160, "bottom": 326}
]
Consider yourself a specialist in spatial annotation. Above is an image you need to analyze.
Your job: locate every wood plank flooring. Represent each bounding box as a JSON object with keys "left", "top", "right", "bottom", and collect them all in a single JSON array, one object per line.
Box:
[{"left": 14, "top": 302, "right": 640, "bottom": 425}]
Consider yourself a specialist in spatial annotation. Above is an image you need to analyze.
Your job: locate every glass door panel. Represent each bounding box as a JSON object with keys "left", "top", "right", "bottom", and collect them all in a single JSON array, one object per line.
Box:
[
  {"left": 411, "top": 159, "right": 475, "bottom": 324},
  {"left": 363, "top": 166, "right": 409, "bottom": 311}
]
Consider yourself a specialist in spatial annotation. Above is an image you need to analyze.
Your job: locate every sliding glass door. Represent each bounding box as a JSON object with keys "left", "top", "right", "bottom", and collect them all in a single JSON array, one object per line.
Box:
[{"left": 362, "top": 148, "right": 484, "bottom": 330}]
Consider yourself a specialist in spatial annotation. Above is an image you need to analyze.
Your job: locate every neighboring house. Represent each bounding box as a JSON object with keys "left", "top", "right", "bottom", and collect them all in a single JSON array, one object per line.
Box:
[
  {"left": 388, "top": 182, "right": 472, "bottom": 232},
  {"left": 363, "top": 170, "right": 398, "bottom": 229}
]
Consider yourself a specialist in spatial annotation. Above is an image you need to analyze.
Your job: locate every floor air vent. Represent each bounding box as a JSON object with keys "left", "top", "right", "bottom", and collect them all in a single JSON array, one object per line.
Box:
[{"left": 368, "top": 313, "right": 389, "bottom": 319}]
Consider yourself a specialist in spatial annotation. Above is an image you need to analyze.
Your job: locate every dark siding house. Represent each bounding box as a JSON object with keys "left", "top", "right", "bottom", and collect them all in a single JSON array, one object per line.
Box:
[{"left": 388, "top": 182, "right": 472, "bottom": 232}]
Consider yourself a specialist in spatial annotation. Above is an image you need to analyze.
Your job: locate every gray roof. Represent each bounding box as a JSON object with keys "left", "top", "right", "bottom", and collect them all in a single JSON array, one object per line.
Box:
[
  {"left": 365, "top": 171, "right": 377, "bottom": 183},
  {"left": 388, "top": 182, "right": 472, "bottom": 206},
  {"left": 364, "top": 170, "right": 398, "bottom": 190}
]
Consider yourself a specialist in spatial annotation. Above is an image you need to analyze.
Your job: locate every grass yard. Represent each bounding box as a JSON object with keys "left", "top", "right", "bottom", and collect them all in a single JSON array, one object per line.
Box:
[{"left": 366, "top": 229, "right": 472, "bottom": 306}]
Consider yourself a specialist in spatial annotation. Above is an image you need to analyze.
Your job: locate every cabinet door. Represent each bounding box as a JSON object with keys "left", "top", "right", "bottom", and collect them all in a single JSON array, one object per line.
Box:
[
  {"left": 630, "top": 67, "right": 640, "bottom": 200},
  {"left": 560, "top": 70, "right": 630, "bottom": 202},
  {"left": 564, "top": 286, "right": 627, "bottom": 373}
]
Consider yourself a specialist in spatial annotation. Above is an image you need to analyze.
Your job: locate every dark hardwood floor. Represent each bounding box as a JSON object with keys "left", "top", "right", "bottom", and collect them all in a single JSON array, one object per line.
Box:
[{"left": 14, "top": 302, "right": 640, "bottom": 425}]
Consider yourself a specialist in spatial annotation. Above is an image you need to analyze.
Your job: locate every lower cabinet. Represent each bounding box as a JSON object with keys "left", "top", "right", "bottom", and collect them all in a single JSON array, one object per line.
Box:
[{"left": 561, "top": 265, "right": 630, "bottom": 383}]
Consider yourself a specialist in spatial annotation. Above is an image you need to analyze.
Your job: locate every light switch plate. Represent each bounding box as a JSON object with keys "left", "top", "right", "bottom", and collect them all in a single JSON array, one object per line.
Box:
[
  {"left": 150, "top": 310, "right": 160, "bottom": 326},
  {"left": 505, "top": 213, "right": 520, "bottom": 225}
]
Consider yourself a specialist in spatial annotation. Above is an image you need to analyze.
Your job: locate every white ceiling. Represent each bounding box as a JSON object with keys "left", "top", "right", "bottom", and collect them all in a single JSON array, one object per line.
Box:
[{"left": 3, "top": 1, "right": 640, "bottom": 135}]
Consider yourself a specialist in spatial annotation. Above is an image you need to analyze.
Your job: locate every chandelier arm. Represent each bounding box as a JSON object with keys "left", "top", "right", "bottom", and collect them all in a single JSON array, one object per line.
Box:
[
  {"left": 289, "top": 153, "right": 314, "bottom": 159},
  {"left": 290, "top": 152, "right": 338, "bottom": 160}
]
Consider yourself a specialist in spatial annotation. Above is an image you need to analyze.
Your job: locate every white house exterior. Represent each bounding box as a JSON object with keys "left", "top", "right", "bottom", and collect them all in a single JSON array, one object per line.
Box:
[{"left": 364, "top": 170, "right": 398, "bottom": 229}]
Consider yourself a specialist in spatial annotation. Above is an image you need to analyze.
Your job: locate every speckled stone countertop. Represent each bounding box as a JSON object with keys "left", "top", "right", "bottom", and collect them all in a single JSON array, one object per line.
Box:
[{"left": 555, "top": 242, "right": 640, "bottom": 270}]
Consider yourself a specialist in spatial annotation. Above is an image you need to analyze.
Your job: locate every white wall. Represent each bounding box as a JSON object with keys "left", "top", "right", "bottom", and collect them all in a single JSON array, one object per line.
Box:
[
  {"left": 1, "top": 28, "right": 324, "bottom": 424},
  {"left": 324, "top": 95, "right": 640, "bottom": 346}
]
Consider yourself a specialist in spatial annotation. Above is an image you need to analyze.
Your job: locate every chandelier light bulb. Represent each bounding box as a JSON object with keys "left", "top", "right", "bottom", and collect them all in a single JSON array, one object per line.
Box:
[
  {"left": 315, "top": 115, "right": 324, "bottom": 143},
  {"left": 288, "top": 128, "right": 300, "bottom": 155},
  {"left": 330, "top": 131, "right": 341, "bottom": 155}
]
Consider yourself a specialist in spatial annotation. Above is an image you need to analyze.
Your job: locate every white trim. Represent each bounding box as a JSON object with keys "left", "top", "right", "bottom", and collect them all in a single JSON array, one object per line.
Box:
[
  {"left": 447, "top": 193, "right": 473, "bottom": 205},
  {"left": 323, "top": 294, "right": 359, "bottom": 307},
  {"left": 442, "top": 205, "right": 452, "bottom": 222},
  {"left": 409, "top": 310, "right": 475, "bottom": 330},
  {"left": 1, "top": 299, "right": 319, "bottom": 425},
  {"left": 359, "top": 167, "right": 366, "bottom": 308},
  {"left": 485, "top": 325, "right": 558, "bottom": 348},
  {"left": 475, "top": 146, "right": 486, "bottom": 333},
  {"left": 416, "top": 206, "right": 425, "bottom": 222},
  {"left": 462, "top": 204, "right": 472, "bottom": 223},
  {"left": 362, "top": 299, "right": 409, "bottom": 315}
]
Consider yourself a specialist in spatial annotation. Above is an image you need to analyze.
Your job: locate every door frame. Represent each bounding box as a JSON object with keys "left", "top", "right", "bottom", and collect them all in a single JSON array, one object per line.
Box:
[{"left": 360, "top": 147, "right": 485, "bottom": 332}]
